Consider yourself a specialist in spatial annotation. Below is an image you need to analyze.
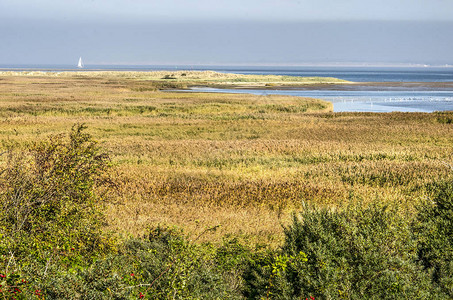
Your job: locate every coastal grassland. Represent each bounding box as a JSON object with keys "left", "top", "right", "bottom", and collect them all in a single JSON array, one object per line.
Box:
[
  {"left": 0, "top": 70, "right": 350, "bottom": 88},
  {"left": 0, "top": 74, "right": 452, "bottom": 246}
]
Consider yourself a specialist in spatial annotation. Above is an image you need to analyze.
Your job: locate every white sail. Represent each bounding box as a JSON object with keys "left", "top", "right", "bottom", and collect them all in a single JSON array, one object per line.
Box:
[{"left": 77, "top": 57, "right": 84, "bottom": 68}]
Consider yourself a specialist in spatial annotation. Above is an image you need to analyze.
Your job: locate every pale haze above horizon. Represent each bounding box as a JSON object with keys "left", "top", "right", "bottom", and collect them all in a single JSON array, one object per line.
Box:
[{"left": 1, "top": 0, "right": 453, "bottom": 66}]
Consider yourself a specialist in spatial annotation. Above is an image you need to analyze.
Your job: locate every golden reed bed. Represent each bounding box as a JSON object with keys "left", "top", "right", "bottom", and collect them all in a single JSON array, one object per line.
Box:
[{"left": 0, "top": 73, "right": 452, "bottom": 245}]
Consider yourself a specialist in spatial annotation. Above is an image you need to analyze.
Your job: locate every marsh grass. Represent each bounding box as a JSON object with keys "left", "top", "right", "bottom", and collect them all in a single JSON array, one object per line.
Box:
[
  {"left": 0, "top": 70, "right": 350, "bottom": 85},
  {"left": 0, "top": 74, "right": 452, "bottom": 245}
]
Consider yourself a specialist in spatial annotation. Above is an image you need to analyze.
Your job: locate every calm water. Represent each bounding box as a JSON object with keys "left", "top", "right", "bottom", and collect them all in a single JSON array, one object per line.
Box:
[
  {"left": 190, "top": 87, "right": 453, "bottom": 113},
  {"left": 2, "top": 64, "right": 453, "bottom": 112},
  {"left": 196, "top": 66, "right": 453, "bottom": 83}
]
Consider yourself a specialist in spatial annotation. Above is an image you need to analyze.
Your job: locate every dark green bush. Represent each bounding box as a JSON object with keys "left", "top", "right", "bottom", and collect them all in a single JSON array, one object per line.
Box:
[
  {"left": 244, "top": 203, "right": 433, "bottom": 299},
  {"left": 35, "top": 226, "right": 243, "bottom": 299},
  {"left": 416, "top": 180, "right": 453, "bottom": 297},
  {"left": 162, "top": 74, "right": 177, "bottom": 80}
]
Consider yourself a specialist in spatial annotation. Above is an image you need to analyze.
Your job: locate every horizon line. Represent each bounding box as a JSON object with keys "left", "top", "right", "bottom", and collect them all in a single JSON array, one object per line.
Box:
[{"left": 1, "top": 62, "right": 453, "bottom": 69}]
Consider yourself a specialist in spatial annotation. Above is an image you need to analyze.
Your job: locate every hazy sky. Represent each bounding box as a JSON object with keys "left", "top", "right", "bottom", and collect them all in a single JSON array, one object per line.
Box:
[{"left": 1, "top": 0, "right": 453, "bottom": 65}]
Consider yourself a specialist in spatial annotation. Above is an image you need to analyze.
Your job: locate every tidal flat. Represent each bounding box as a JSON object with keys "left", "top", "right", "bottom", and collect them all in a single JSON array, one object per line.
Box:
[{"left": 0, "top": 71, "right": 452, "bottom": 245}]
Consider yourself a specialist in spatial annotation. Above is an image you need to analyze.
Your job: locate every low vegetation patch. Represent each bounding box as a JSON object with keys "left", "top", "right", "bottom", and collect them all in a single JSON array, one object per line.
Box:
[
  {"left": 0, "top": 127, "right": 452, "bottom": 299},
  {"left": 0, "top": 74, "right": 452, "bottom": 298}
]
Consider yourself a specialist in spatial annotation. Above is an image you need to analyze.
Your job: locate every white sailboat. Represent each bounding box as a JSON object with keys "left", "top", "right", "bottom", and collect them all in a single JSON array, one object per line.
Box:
[{"left": 77, "top": 57, "right": 84, "bottom": 69}]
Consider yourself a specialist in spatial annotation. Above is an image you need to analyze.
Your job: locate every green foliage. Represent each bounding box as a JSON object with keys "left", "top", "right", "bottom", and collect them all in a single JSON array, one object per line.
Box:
[
  {"left": 0, "top": 271, "right": 30, "bottom": 299},
  {"left": 435, "top": 112, "right": 453, "bottom": 124},
  {"left": 2, "top": 125, "right": 453, "bottom": 299},
  {"left": 244, "top": 203, "right": 433, "bottom": 299},
  {"left": 131, "top": 80, "right": 186, "bottom": 91},
  {"left": 34, "top": 226, "right": 243, "bottom": 299},
  {"left": 0, "top": 124, "right": 113, "bottom": 269},
  {"left": 242, "top": 249, "right": 310, "bottom": 300},
  {"left": 416, "top": 180, "right": 453, "bottom": 297}
]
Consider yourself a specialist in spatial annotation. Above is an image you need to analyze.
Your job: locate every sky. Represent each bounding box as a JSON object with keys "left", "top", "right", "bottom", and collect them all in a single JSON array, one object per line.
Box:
[{"left": 1, "top": 0, "right": 453, "bottom": 66}]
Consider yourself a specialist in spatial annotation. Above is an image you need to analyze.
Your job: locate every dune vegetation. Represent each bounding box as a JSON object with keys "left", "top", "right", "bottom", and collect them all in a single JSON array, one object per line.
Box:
[
  {"left": 1, "top": 72, "right": 453, "bottom": 298},
  {"left": 0, "top": 70, "right": 350, "bottom": 88}
]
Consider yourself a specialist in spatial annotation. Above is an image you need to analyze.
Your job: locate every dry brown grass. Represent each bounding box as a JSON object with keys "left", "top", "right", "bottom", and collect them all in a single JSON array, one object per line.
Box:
[{"left": 0, "top": 74, "right": 452, "bottom": 246}]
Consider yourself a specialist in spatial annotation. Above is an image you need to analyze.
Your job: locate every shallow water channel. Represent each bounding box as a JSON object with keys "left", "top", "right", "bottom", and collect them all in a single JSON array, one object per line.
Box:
[{"left": 189, "top": 87, "right": 453, "bottom": 113}]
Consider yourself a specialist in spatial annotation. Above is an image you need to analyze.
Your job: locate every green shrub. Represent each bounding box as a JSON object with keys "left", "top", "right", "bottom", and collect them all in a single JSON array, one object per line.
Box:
[
  {"left": 416, "top": 180, "right": 453, "bottom": 297},
  {"left": 244, "top": 203, "right": 432, "bottom": 299},
  {"left": 0, "top": 125, "right": 113, "bottom": 271},
  {"left": 162, "top": 74, "right": 177, "bottom": 80},
  {"left": 36, "top": 226, "right": 243, "bottom": 299}
]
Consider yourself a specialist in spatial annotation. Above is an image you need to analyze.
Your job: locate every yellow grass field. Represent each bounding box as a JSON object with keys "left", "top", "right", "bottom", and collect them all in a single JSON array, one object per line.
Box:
[{"left": 1, "top": 72, "right": 452, "bottom": 246}]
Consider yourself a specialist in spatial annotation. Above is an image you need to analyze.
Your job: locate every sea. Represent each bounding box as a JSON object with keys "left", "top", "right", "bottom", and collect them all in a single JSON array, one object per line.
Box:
[{"left": 1, "top": 64, "right": 453, "bottom": 112}]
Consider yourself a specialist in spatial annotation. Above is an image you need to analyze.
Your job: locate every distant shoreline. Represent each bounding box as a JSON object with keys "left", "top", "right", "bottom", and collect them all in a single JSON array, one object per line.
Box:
[
  {"left": 1, "top": 69, "right": 453, "bottom": 92},
  {"left": 1, "top": 66, "right": 453, "bottom": 84},
  {"left": 198, "top": 81, "right": 453, "bottom": 91}
]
